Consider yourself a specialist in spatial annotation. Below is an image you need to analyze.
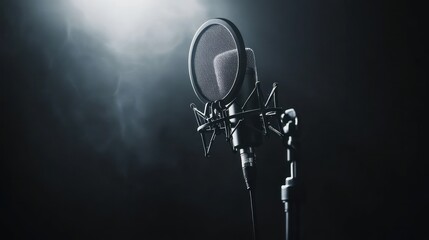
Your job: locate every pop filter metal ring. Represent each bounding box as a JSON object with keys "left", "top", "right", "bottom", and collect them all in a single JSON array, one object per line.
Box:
[{"left": 188, "top": 18, "right": 247, "bottom": 105}]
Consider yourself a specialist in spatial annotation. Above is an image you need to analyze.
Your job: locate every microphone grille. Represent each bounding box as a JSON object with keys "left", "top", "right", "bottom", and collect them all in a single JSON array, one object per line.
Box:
[
  {"left": 244, "top": 48, "right": 257, "bottom": 81},
  {"left": 214, "top": 48, "right": 257, "bottom": 96}
]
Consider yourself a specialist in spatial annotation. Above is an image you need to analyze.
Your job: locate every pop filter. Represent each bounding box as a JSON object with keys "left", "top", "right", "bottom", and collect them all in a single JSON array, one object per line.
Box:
[{"left": 188, "top": 18, "right": 247, "bottom": 105}]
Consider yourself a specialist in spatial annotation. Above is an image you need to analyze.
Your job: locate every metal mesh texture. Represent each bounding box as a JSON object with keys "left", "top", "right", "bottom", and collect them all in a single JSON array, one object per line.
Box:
[
  {"left": 214, "top": 48, "right": 257, "bottom": 101},
  {"left": 193, "top": 24, "right": 239, "bottom": 102},
  {"left": 244, "top": 48, "right": 257, "bottom": 78}
]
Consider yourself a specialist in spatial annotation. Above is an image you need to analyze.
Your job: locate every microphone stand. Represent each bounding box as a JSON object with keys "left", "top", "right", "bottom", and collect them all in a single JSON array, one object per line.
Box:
[{"left": 280, "top": 110, "right": 299, "bottom": 240}]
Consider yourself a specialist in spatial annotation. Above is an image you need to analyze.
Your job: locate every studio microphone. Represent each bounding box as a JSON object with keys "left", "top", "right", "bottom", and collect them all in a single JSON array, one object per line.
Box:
[
  {"left": 189, "top": 18, "right": 300, "bottom": 240},
  {"left": 214, "top": 48, "right": 263, "bottom": 190}
]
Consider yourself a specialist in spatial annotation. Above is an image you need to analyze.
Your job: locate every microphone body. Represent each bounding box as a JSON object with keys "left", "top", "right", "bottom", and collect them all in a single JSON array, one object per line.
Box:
[
  {"left": 215, "top": 48, "right": 263, "bottom": 190},
  {"left": 228, "top": 67, "right": 263, "bottom": 150},
  {"left": 229, "top": 67, "right": 262, "bottom": 190}
]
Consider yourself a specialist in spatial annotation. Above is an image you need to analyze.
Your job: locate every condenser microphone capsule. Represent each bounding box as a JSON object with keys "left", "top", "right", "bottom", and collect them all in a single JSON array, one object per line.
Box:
[{"left": 214, "top": 48, "right": 263, "bottom": 151}]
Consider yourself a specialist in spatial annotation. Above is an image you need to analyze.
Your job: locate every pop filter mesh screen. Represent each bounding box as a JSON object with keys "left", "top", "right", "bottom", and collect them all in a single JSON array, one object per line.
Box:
[{"left": 193, "top": 24, "right": 239, "bottom": 102}]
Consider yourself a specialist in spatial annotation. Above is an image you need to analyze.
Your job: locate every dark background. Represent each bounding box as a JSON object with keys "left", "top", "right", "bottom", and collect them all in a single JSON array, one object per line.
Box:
[{"left": 1, "top": 0, "right": 426, "bottom": 239}]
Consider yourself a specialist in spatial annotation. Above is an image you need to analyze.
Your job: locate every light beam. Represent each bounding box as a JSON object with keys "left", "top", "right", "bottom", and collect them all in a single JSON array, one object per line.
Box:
[{"left": 69, "top": 0, "right": 207, "bottom": 57}]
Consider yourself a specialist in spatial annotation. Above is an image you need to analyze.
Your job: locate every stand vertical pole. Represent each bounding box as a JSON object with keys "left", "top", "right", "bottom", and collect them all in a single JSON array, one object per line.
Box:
[{"left": 280, "top": 109, "right": 299, "bottom": 240}]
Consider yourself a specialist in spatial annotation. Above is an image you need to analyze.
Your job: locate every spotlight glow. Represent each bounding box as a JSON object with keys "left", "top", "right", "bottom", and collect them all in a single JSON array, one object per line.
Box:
[{"left": 69, "top": 0, "right": 207, "bottom": 57}]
